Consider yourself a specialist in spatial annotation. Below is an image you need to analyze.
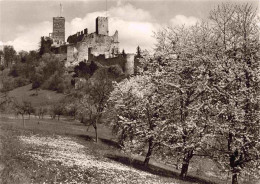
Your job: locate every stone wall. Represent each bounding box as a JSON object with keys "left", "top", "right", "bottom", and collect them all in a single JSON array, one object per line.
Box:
[
  {"left": 89, "top": 54, "right": 126, "bottom": 70},
  {"left": 66, "top": 31, "right": 119, "bottom": 66},
  {"left": 88, "top": 53, "right": 135, "bottom": 76}
]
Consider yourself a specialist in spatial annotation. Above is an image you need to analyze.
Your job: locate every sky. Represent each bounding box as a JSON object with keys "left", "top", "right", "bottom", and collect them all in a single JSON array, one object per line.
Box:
[{"left": 0, "top": 0, "right": 259, "bottom": 53}]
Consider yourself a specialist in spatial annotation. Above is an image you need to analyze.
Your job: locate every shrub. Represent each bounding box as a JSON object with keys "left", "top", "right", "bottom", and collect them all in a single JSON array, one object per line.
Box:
[
  {"left": 108, "top": 65, "right": 123, "bottom": 77},
  {"left": 14, "top": 77, "right": 30, "bottom": 88},
  {"left": 8, "top": 65, "right": 19, "bottom": 77},
  {"left": 31, "top": 73, "right": 44, "bottom": 89},
  {"left": 0, "top": 65, "right": 5, "bottom": 71},
  {"left": 1, "top": 78, "right": 15, "bottom": 92},
  {"left": 42, "top": 72, "right": 63, "bottom": 91}
]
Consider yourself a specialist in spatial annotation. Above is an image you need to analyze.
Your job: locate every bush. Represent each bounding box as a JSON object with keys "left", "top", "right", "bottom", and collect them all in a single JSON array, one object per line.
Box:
[
  {"left": 108, "top": 65, "right": 123, "bottom": 77},
  {"left": 41, "top": 72, "right": 73, "bottom": 93},
  {"left": 14, "top": 77, "right": 30, "bottom": 88},
  {"left": 0, "top": 76, "right": 29, "bottom": 92},
  {"left": 8, "top": 65, "right": 19, "bottom": 77},
  {"left": 1, "top": 78, "right": 15, "bottom": 92},
  {"left": 0, "top": 65, "right": 5, "bottom": 71},
  {"left": 31, "top": 73, "right": 44, "bottom": 89},
  {"left": 42, "top": 72, "right": 62, "bottom": 91},
  {"left": 73, "top": 61, "right": 98, "bottom": 78}
]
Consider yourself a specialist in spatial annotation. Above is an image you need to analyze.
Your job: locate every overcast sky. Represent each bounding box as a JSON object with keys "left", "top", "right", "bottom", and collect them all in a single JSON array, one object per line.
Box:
[{"left": 0, "top": 0, "right": 258, "bottom": 53}]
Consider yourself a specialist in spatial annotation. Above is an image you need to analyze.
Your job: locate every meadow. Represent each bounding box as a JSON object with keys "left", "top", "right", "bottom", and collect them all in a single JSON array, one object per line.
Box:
[{"left": 0, "top": 113, "right": 225, "bottom": 184}]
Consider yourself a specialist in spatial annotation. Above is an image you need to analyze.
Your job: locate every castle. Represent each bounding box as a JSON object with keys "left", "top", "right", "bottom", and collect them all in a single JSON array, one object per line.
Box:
[{"left": 47, "top": 15, "right": 135, "bottom": 75}]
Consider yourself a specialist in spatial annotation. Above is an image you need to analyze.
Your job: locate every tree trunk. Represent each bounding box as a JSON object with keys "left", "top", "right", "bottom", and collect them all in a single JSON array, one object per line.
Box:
[
  {"left": 143, "top": 138, "right": 153, "bottom": 167},
  {"left": 93, "top": 123, "right": 98, "bottom": 143},
  {"left": 180, "top": 160, "right": 190, "bottom": 178},
  {"left": 22, "top": 115, "right": 25, "bottom": 128},
  {"left": 29, "top": 114, "right": 30, "bottom": 119},
  {"left": 232, "top": 173, "right": 238, "bottom": 184},
  {"left": 180, "top": 150, "right": 193, "bottom": 179},
  {"left": 58, "top": 115, "right": 60, "bottom": 121}
]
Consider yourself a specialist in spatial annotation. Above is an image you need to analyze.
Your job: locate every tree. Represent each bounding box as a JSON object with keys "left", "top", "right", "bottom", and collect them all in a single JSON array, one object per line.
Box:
[
  {"left": 0, "top": 50, "right": 4, "bottom": 66},
  {"left": 3, "top": 45, "right": 16, "bottom": 68},
  {"left": 153, "top": 4, "right": 260, "bottom": 182},
  {"left": 107, "top": 75, "right": 170, "bottom": 166},
  {"left": 24, "top": 101, "right": 35, "bottom": 119},
  {"left": 13, "top": 101, "right": 29, "bottom": 127},
  {"left": 39, "top": 36, "right": 53, "bottom": 56},
  {"left": 36, "top": 106, "right": 47, "bottom": 119},
  {"left": 0, "top": 93, "right": 15, "bottom": 113},
  {"left": 122, "top": 49, "right": 126, "bottom": 57},
  {"left": 18, "top": 50, "right": 28, "bottom": 63},
  {"left": 153, "top": 21, "right": 216, "bottom": 178},
  {"left": 136, "top": 46, "right": 141, "bottom": 58},
  {"left": 51, "top": 102, "right": 64, "bottom": 120},
  {"left": 64, "top": 96, "right": 80, "bottom": 120},
  {"left": 206, "top": 3, "right": 260, "bottom": 184},
  {"left": 31, "top": 73, "right": 43, "bottom": 95},
  {"left": 78, "top": 71, "right": 112, "bottom": 142}
]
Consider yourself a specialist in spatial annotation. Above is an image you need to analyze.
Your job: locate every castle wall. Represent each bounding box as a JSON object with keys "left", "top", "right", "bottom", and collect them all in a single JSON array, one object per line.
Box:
[
  {"left": 90, "top": 54, "right": 126, "bottom": 70},
  {"left": 66, "top": 31, "right": 119, "bottom": 67},
  {"left": 67, "top": 45, "right": 75, "bottom": 65},
  {"left": 77, "top": 42, "right": 89, "bottom": 62}
]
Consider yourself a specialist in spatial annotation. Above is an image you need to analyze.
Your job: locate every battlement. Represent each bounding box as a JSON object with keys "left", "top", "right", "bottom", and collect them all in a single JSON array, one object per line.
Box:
[{"left": 67, "top": 28, "right": 88, "bottom": 44}]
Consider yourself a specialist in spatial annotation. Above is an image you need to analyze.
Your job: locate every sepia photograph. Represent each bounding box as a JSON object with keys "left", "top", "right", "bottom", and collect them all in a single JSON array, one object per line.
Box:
[{"left": 0, "top": 0, "right": 260, "bottom": 183}]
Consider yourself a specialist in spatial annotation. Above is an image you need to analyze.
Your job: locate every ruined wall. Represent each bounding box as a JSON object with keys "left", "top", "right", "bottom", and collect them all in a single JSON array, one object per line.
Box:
[
  {"left": 96, "top": 17, "right": 108, "bottom": 35},
  {"left": 89, "top": 54, "right": 126, "bottom": 70},
  {"left": 66, "top": 31, "right": 119, "bottom": 66},
  {"left": 86, "top": 33, "right": 119, "bottom": 58},
  {"left": 66, "top": 17, "right": 121, "bottom": 68},
  {"left": 77, "top": 42, "right": 89, "bottom": 62},
  {"left": 89, "top": 53, "right": 135, "bottom": 76},
  {"left": 66, "top": 45, "right": 76, "bottom": 67},
  {"left": 53, "top": 17, "right": 65, "bottom": 44}
]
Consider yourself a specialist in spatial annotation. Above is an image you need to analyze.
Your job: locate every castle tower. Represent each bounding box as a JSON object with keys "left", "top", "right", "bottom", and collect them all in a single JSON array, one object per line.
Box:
[
  {"left": 53, "top": 17, "right": 65, "bottom": 44},
  {"left": 96, "top": 17, "right": 108, "bottom": 35}
]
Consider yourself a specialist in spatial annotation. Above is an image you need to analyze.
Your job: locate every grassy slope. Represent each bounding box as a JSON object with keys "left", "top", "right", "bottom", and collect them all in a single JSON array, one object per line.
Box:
[
  {"left": 0, "top": 114, "right": 237, "bottom": 184},
  {"left": 7, "top": 84, "right": 65, "bottom": 107},
  {"left": 0, "top": 116, "right": 192, "bottom": 184}
]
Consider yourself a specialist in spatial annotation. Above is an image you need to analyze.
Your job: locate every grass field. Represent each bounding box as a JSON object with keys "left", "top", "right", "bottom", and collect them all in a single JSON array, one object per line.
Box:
[
  {"left": 0, "top": 113, "right": 230, "bottom": 184},
  {"left": 7, "top": 84, "right": 65, "bottom": 107}
]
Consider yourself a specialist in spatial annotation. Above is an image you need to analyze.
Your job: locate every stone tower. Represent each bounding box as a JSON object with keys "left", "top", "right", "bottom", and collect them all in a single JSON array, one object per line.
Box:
[
  {"left": 53, "top": 17, "right": 65, "bottom": 44},
  {"left": 96, "top": 17, "right": 108, "bottom": 35}
]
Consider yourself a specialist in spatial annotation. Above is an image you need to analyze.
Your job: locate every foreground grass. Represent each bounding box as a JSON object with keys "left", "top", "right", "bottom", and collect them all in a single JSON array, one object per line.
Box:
[
  {"left": 0, "top": 117, "right": 195, "bottom": 184},
  {"left": 1, "top": 115, "right": 257, "bottom": 184}
]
